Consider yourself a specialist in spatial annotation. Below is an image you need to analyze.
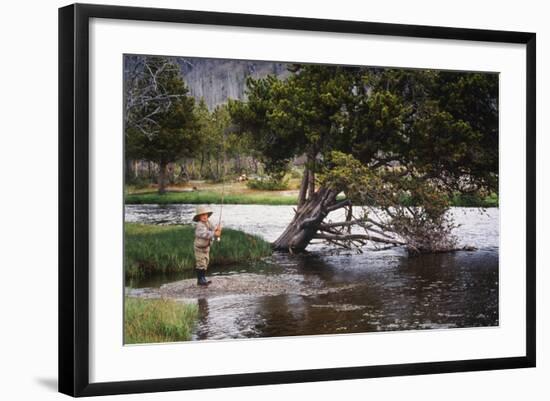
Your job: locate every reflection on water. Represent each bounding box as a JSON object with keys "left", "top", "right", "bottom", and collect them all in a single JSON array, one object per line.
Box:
[
  {"left": 185, "top": 250, "right": 498, "bottom": 339},
  {"left": 125, "top": 204, "right": 499, "bottom": 339}
]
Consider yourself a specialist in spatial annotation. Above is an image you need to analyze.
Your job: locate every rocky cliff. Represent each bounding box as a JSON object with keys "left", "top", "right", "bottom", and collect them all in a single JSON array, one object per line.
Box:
[{"left": 125, "top": 55, "right": 291, "bottom": 109}]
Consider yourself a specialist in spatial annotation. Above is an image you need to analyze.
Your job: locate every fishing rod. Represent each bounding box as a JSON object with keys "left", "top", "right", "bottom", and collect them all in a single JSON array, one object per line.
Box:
[
  {"left": 217, "top": 177, "right": 225, "bottom": 242},
  {"left": 217, "top": 131, "right": 227, "bottom": 242}
]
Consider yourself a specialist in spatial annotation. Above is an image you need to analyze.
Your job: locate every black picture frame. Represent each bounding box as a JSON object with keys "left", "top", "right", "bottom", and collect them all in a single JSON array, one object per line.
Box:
[{"left": 58, "top": 3, "right": 536, "bottom": 397}]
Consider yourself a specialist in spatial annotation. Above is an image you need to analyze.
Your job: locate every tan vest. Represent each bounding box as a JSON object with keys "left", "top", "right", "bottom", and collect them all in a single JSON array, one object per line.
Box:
[{"left": 194, "top": 220, "right": 213, "bottom": 249}]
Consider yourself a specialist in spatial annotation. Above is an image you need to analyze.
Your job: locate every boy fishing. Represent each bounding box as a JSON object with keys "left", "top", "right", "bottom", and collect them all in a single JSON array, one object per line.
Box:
[{"left": 193, "top": 205, "right": 222, "bottom": 286}]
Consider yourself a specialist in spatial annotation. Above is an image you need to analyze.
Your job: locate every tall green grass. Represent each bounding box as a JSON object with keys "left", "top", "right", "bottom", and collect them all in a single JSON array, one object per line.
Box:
[
  {"left": 124, "top": 297, "right": 198, "bottom": 344},
  {"left": 125, "top": 191, "right": 298, "bottom": 205},
  {"left": 450, "top": 192, "right": 499, "bottom": 207},
  {"left": 396, "top": 192, "right": 498, "bottom": 208},
  {"left": 125, "top": 189, "right": 498, "bottom": 207},
  {"left": 125, "top": 223, "right": 272, "bottom": 279}
]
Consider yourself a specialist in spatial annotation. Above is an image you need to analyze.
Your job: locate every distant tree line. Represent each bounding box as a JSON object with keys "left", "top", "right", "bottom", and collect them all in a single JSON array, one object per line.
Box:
[{"left": 124, "top": 56, "right": 262, "bottom": 193}]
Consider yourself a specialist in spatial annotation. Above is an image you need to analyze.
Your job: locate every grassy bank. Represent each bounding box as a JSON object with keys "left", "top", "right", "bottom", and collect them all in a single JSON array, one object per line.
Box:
[
  {"left": 124, "top": 297, "right": 198, "bottom": 344},
  {"left": 451, "top": 192, "right": 498, "bottom": 207},
  {"left": 125, "top": 190, "right": 299, "bottom": 205},
  {"left": 126, "top": 189, "right": 498, "bottom": 208},
  {"left": 125, "top": 223, "right": 272, "bottom": 279}
]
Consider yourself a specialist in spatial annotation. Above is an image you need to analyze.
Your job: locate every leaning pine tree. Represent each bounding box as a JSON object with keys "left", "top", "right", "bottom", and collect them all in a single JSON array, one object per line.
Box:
[{"left": 229, "top": 65, "right": 498, "bottom": 254}]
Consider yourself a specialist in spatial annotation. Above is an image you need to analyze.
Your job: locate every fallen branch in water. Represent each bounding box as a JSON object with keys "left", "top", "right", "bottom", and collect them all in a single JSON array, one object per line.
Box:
[{"left": 313, "top": 232, "right": 406, "bottom": 246}]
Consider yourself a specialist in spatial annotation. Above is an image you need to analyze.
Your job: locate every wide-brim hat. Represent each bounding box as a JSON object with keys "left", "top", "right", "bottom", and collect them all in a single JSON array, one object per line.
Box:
[{"left": 193, "top": 205, "right": 213, "bottom": 222}]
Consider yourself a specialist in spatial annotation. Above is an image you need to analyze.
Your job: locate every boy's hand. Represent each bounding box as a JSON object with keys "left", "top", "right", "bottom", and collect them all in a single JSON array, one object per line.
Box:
[{"left": 214, "top": 226, "right": 222, "bottom": 237}]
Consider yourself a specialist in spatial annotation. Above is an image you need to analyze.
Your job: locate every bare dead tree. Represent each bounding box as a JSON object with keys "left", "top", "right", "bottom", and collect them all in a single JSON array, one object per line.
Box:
[{"left": 124, "top": 56, "right": 188, "bottom": 138}]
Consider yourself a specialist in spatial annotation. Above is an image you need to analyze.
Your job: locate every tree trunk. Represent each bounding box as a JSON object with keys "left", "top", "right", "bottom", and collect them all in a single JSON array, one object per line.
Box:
[
  {"left": 179, "top": 163, "right": 189, "bottom": 183},
  {"left": 307, "top": 169, "right": 315, "bottom": 199},
  {"left": 133, "top": 160, "right": 139, "bottom": 179},
  {"left": 125, "top": 158, "right": 133, "bottom": 182},
  {"left": 206, "top": 153, "right": 212, "bottom": 179},
  {"left": 199, "top": 152, "right": 205, "bottom": 178},
  {"left": 272, "top": 187, "right": 341, "bottom": 252},
  {"left": 167, "top": 163, "right": 175, "bottom": 185},
  {"left": 158, "top": 161, "right": 167, "bottom": 194},
  {"left": 297, "top": 168, "right": 309, "bottom": 209}
]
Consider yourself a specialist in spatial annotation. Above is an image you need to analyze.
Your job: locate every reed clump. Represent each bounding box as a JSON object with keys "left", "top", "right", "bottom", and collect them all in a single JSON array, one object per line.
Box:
[{"left": 124, "top": 297, "right": 198, "bottom": 344}]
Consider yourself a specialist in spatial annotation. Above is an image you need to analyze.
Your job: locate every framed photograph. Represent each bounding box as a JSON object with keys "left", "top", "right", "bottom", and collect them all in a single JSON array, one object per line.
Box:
[{"left": 58, "top": 2, "right": 536, "bottom": 397}]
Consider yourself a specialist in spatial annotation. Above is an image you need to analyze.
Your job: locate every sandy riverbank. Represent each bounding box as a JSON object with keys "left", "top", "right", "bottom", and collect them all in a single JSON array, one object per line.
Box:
[{"left": 126, "top": 273, "right": 360, "bottom": 301}]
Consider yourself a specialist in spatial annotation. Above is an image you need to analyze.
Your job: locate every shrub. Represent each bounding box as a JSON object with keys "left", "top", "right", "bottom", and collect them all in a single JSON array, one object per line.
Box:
[
  {"left": 246, "top": 176, "right": 290, "bottom": 191},
  {"left": 289, "top": 168, "right": 303, "bottom": 179},
  {"left": 126, "top": 176, "right": 151, "bottom": 189}
]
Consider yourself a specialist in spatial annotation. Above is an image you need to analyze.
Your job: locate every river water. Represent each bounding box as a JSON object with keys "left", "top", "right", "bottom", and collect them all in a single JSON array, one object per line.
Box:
[{"left": 125, "top": 204, "right": 499, "bottom": 340}]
